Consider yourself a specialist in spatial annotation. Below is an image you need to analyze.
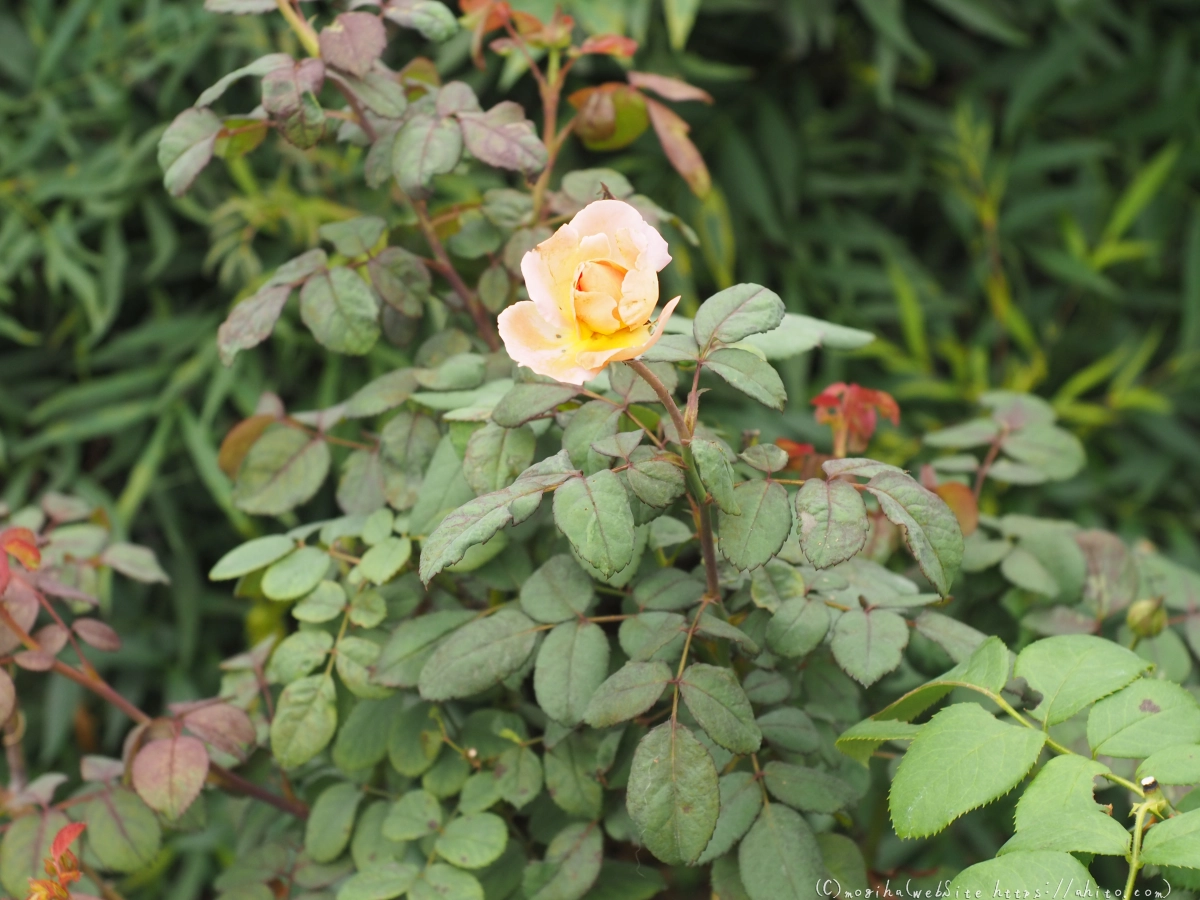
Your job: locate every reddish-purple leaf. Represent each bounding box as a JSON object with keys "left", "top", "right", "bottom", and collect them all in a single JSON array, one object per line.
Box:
[
  {"left": 645, "top": 98, "right": 710, "bottom": 197},
  {"left": 458, "top": 102, "right": 548, "bottom": 173},
  {"left": 11, "top": 773, "right": 68, "bottom": 807},
  {"left": 15, "top": 624, "right": 68, "bottom": 670},
  {"left": 262, "top": 58, "right": 326, "bottom": 117},
  {"left": 0, "top": 668, "right": 12, "bottom": 725},
  {"left": 436, "top": 81, "right": 482, "bottom": 117},
  {"left": 181, "top": 703, "right": 258, "bottom": 762},
  {"left": 32, "top": 573, "right": 97, "bottom": 606},
  {"left": 319, "top": 12, "right": 387, "bottom": 78},
  {"left": 628, "top": 71, "right": 713, "bottom": 104},
  {"left": 131, "top": 736, "right": 210, "bottom": 820},
  {"left": 73, "top": 619, "right": 122, "bottom": 653},
  {"left": 40, "top": 492, "right": 92, "bottom": 523},
  {"left": 81, "top": 755, "right": 126, "bottom": 783},
  {"left": 217, "top": 284, "right": 292, "bottom": 366},
  {"left": 0, "top": 576, "right": 38, "bottom": 655}
]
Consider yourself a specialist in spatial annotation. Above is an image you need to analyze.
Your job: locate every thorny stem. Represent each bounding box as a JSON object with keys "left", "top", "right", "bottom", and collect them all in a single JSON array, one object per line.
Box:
[
  {"left": 1124, "top": 803, "right": 1150, "bottom": 899},
  {"left": 973, "top": 429, "right": 1007, "bottom": 500},
  {"left": 0, "top": 602, "right": 309, "bottom": 819},
  {"left": 625, "top": 359, "right": 723, "bottom": 603},
  {"left": 413, "top": 199, "right": 501, "bottom": 350},
  {"left": 274, "top": 0, "right": 320, "bottom": 58}
]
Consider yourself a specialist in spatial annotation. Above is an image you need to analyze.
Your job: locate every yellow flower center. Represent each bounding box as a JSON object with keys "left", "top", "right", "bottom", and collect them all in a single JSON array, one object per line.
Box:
[{"left": 573, "top": 260, "right": 632, "bottom": 335}]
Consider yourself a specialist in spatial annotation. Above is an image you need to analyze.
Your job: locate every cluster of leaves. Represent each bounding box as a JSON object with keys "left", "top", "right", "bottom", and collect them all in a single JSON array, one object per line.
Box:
[{"left": 6, "top": 0, "right": 1200, "bottom": 899}]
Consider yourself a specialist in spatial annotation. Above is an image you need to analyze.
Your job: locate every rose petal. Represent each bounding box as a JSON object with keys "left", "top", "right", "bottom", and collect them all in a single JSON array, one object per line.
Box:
[{"left": 497, "top": 301, "right": 595, "bottom": 385}]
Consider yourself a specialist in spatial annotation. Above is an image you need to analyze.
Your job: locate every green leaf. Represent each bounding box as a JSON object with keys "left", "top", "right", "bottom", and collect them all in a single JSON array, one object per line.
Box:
[
  {"left": 1141, "top": 808, "right": 1200, "bottom": 869},
  {"left": 765, "top": 597, "right": 830, "bottom": 659},
  {"left": 851, "top": 0, "right": 928, "bottom": 63},
  {"left": 84, "top": 788, "right": 162, "bottom": 873},
  {"left": 534, "top": 621, "right": 611, "bottom": 727},
  {"left": 410, "top": 863, "right": 483, "bottom": 900},
  {"left": 383, "top": 789, "right": 443, "bottom": 841},
  {"left": 1086, "top": 679, "right": 1200, "bottom": 758},
  {"left": 737, "top": 804, "right": 823, "bottom": 900},
  {"left": 579, "top": 860, "right": 666, "bottom": 900},
  {"left": 526, "top": 822, "right": 603, "bottom": 900},
  {"left": 872, "top": 635, "right": 1011, "bottom": 723},
  {"left": 947, "top": 853, "right": 1095, "bottom": 898},
  {"left": 435, "top": 812, "right": 507, "bottom": 869},
  {"left": 999, "top": 755, "right": 1129, "bottom": 857},
  {"left": 696, "top": 772, "right": 763, "bottom": 865},
  {"left": 679, "top": 663, "right": 761, "bottom": 754},
  {"left": 270, "top": 673, "right": 338, "bottom": 769},
  {"left": 741, "top": 312, "right": 875, "bottom": 360},
  {"left": 101, "top": 542, "right": 170, "bottom": 583},
  {"left": 495, "top": 745, "right": 543, "bottom": 809},
  {"left": 717, "top": 480, "right": 792, "bottom": 571},
  {"left": 262, "top": 546, "right": 329, "bottom": 600},
  {"left": 739, "top": 444, "right": 789, "bottom": 474},
  {"left": 336, "top": 862, "right": 419, "bottom": 900},
  {"left": 703, "top": 348, "right": 787, "bottom": 410},
  {"left": 393, "top": 114, "right": 463, "bottom": 195},
  {"left": 620, "top": 612, "right": 686, "bottom": 662},
  {"left": 1000, "top": 425, "right": 1085, "bottom": 481},
  {"left": 1102, "top": 141, "right": 1181, "bottom": 243},
  {"left": 635, "top": 569, "right": 705, "bottom": 611},
  {"left": 831, "top": 608, "right": 909, "bottom": 686},
  {"left": 464, "top": 424, "right": 536, "bottom": 495},
  {"left": 925, "top": 418, "right": 1000, "bottom": 448},
  {"left": 1138, "top": 745, "right": 1200, "bottom": 786},
  {"left": 923, "top": 0, "right": 1028, "bottom": 46},
  {"left": 0, "top": 810, "right": 70, "bottom": 898},
  {"left": 693, "top": 284, "right": 786, "bottom": 351},
  {"left": 563, "top": 401, "right": 624, "bottom": 469},
  {"left": 419, "top": 451, "right": 577, "bottom": 581},
  {"left": 758, "top": 708, "right": 820, "bottom": 754},
  {"left": 320, "top": 216, "right": 387, "bottom": 257},
  {"left": 749, "top": 560, "right": 805, "bottom": 613},
  {"left": 626, "top": 451, "right": 686, "bottom": 509},
  {"left": 889, "top": 703, "right": 1046, "bottom": 838},
  {"left": 545, "top": 733, "right": 603, "bottom": 818},
  {"left": 267, "top": 631, "right": 333, "bottom": 683},
  {"left": 762, "top": 762, "right": 857, "bottom": 813},
  {"left": 306, "top": 782, "right": 362, "bottom": 863},
  {"left": 692, "top": 439, "right": 740, "bottom": 514},
  {"left": 520, "top": 554, "right": 596, "bottom": 623},
  {"left": 333, "top": 697, "right": 397, "bottom": 771},
  {"left": 1014, "top": 634, "right": 1149, "bottom": 725},
  {"left": 795, "top": 478, "right": 869, "bottom": 569},
  {"left": 492, "top": 382, "right": 578, "bottom": 427},
  {"left": 865, "top": 471, "right": 963, "bottom": 596},
  {"left": 553, "top": 470, "right": 636, "bottom": 577},
  {"left": 358, "top": 536, "right": 413, "bottom": 585},
  {"left": 663, "top": 0, "right": 700, "bottom": 50},
  {"left": 209, "top": 535, "right": 296, "bottom": 580},
  {"left": 295, "top": 581, "right": 346, "bottom": 623},
  {"left": 233, "top": 426, "right": 331, "bottom": 516},
  {"left": 374, "top": 610, "right": 474, "bottom": 688},
  {"left": 583, "top": 661, "right": 673, "bottom": 727},
  {"left": 627, "top": 721, "right": 719, "bottom": 865},
  {"left": 696, "top": 614, "right": 760, "bottom": 654},
  {"left": 418, "top": 607, "right": 539, "bottom": 701},
  {"left": 834, "top": 720, "right": 921, "bottom": 766},
  {"left": 159, "top": 108, "right": 221, "bottom": 197},
  {"left": 299, "top": 266, "right": 381, "bottom": 355}
]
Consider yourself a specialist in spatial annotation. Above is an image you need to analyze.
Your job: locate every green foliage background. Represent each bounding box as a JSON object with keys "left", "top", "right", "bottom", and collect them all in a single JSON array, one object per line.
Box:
[{"left": 1, "top": 0, "right": 1199, "bottom": 897}]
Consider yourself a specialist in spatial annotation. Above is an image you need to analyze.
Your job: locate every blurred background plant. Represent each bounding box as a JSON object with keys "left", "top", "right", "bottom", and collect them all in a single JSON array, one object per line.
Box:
[{"left": 2, "top": 0, "right": 1200, "bottom": 897}]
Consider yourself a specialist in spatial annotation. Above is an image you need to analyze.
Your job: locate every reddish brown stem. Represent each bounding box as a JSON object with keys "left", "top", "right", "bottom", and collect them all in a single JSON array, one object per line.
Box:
[
  {"left": 0, "top": 601, "right": 307, "bottom": 819},
  {"left": 413, "top": 199, "right": 501, "bottom": 350}
]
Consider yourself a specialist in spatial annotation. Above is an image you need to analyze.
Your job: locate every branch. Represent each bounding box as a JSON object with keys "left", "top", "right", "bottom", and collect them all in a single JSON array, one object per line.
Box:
[{"left": 412, "top": 199, "right": 501, "bottom": 351}]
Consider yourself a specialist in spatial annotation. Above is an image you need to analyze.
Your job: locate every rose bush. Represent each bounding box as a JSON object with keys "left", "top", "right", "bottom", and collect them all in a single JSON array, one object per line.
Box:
[{"left": 4, "top": 2, "right": 1200, "bottom": 900}]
